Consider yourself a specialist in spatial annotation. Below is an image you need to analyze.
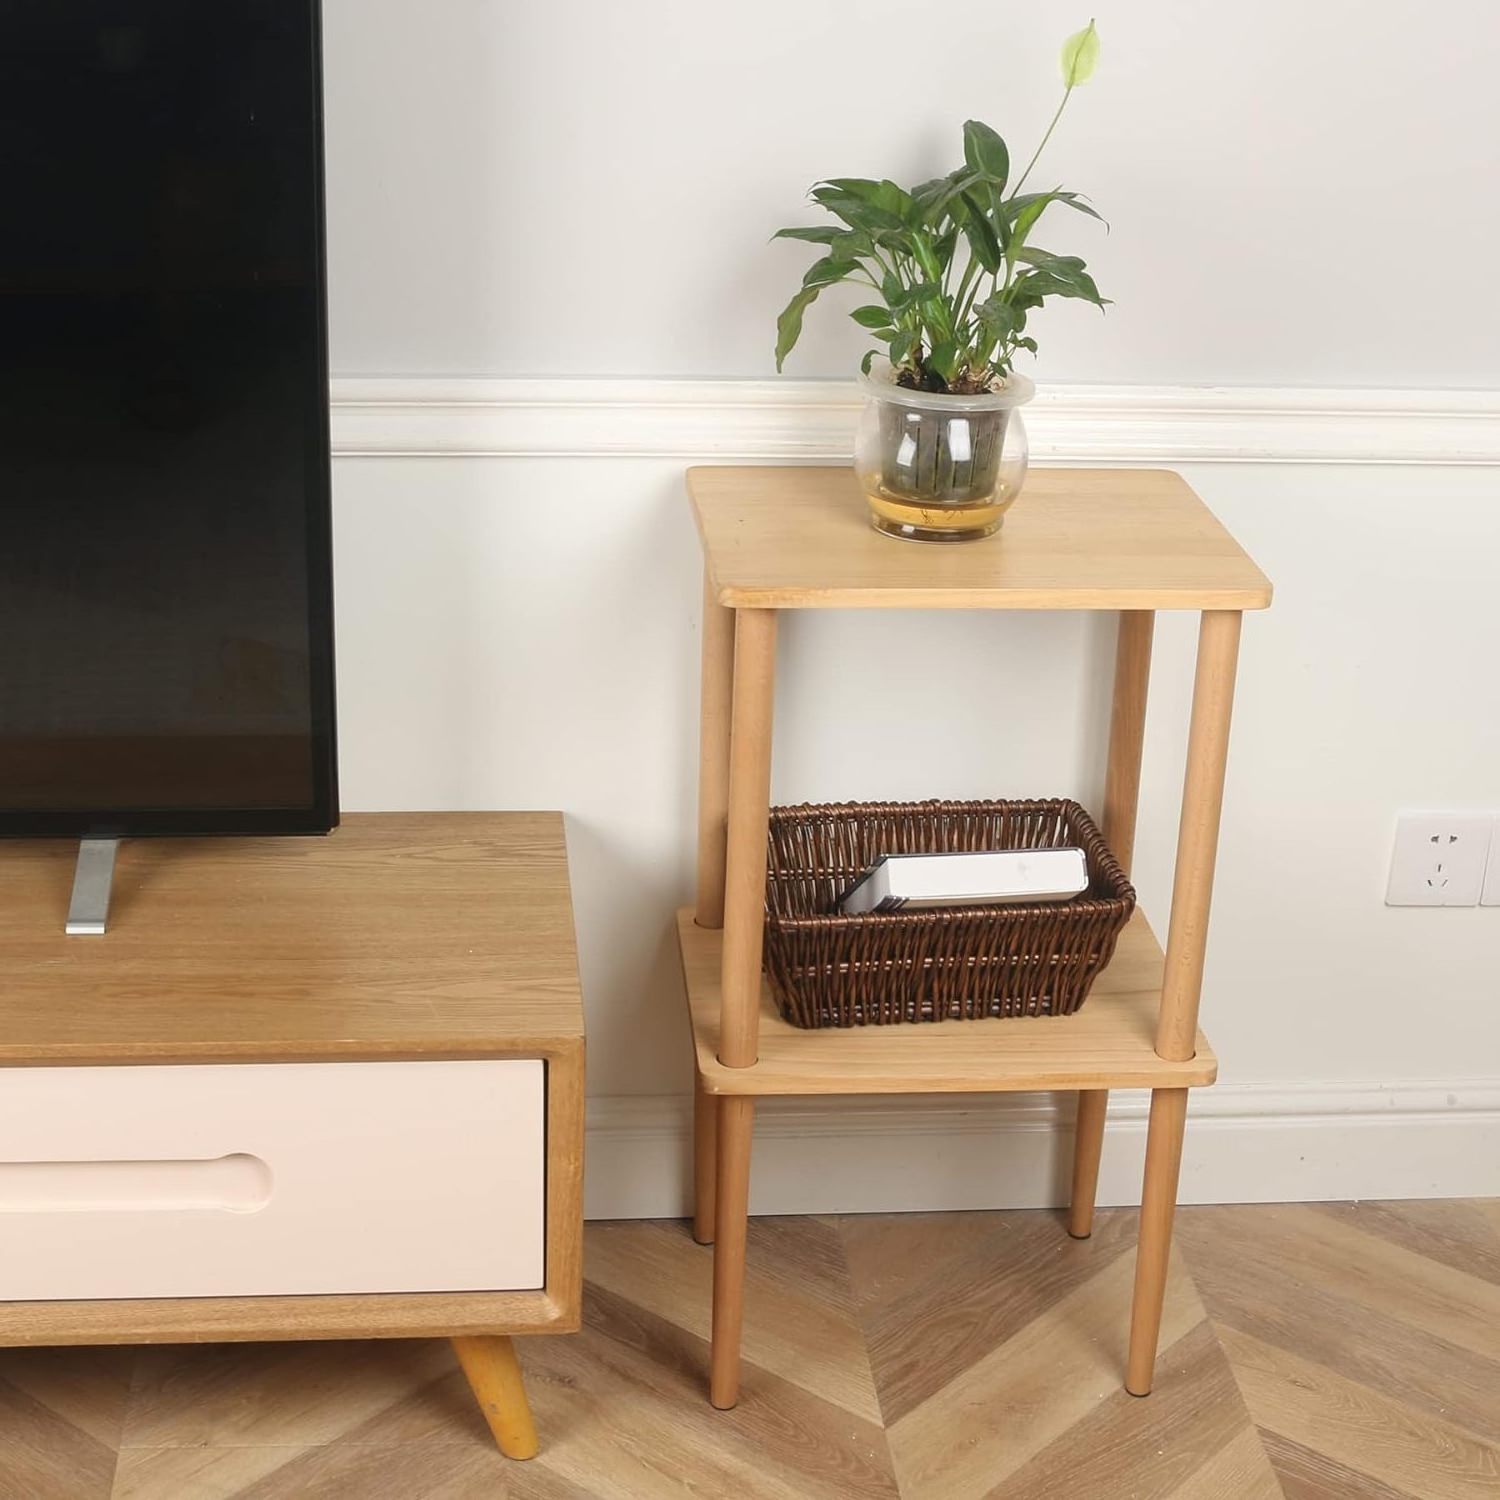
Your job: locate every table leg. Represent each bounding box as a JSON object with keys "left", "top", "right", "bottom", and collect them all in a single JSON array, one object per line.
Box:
[
  {"left": 452, "top": 1335, "right": 539, "bottom": 1460},
  {"left": 1126, "top": 1088, "right": 1189, "bottom": 1395},
  {"left": 693, "top": 1076, "right": 718, "bottom": 1245},
  {"left": 1071, "top": 610, "right": 1154, "bottom": 1239},
  {"left": 708, "top": 605, "right": 776, "bottom": 1406},
  {"left": 1156, "top": 610, "right": 1241, "bottom": 1061},
  {"left": 1068, "top": 1089, "right": 1109, "bottom": 1239},
  {"left": 1128, "top": 609, "right": 1241, "bottom": 1393},
  {"left": 718, "top": 608, "right": 777, "bottom": 1068},
  {"left": 695, "top": 569, "right": 737, "bottom": 928},
  {"left": 710, "top": 1094, "right": 755, "bottom": 1409}
]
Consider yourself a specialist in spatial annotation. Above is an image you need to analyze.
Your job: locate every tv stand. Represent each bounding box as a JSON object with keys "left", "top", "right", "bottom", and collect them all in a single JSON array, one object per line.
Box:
[
  {"left": 65, "top": 838, "right": 120, "bottom": 936},
  {"left": 0, "top": 814, "right": 584, "bottom": 1459}
]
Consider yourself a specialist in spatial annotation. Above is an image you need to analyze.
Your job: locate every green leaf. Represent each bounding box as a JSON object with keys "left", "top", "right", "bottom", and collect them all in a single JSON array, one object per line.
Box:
[
  {"left": 1016, "top": 248, "right": 1087, "bottom": 272},
  {"left": 1011, "top": 267, "right": 1110, "bottom": 306},
  {"left": 801, "top": 255, "right": 858, "bottom": 289},
  {"left": 976, "top": 294, "right": 1022, "bottom": 340},
  {"left": 959, "top": 192, "right": 1002, "bottom": 273},
  {"left": 861, "top": 348, "right": 880, "bottom": 375},
  {"left": 912, "top": 176, "right": 951, "bottom": 208},
  {"left": 908, "top": 227, "right": 944, "bottom": 284},
  {"left": 926, "top": 339, "right": 960, "bottom": 382},
  {"left": 962, "top": 121, "right": 1010, "bottom": 187},
  {"left": 851, "top": 305, "right": 894, "bottom": 329},
  {"left": 1060, "top": 20, "right": 1100, "bottom": 87},
  {"left": 1007, "top": 190, "right": 1106, "bottom": 228},
  {"left": 889, "top": 331, "right": 918, "bottom": 368},
  {"left": 774, "top": 285, "right": 820, "bottom": 372},
  {"left": 829, "top": 229, "right": 876, "bottom": 261},
  {"left": 1006, "top": 192, "right": 1059, "bottom": 265},
  {"left": 810, "top": 186, "right": 907, "bottom": 235},
  {"left": 772, "top": 226, "right": 844, "bottom": 245},
  {"left": 820, "top": 177, "right": 916, "bottom": 227}
]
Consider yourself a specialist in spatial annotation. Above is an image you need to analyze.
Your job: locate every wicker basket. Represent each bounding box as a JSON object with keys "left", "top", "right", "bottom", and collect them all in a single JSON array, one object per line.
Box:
[{"left": 763, "top": 799, "right": 1135, "bottom": 1028}]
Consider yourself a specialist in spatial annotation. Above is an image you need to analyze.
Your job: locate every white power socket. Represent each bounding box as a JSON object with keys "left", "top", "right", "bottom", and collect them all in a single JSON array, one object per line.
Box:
[{"left": 1386, "top": 814, "right": 1493, "bottom": 907}]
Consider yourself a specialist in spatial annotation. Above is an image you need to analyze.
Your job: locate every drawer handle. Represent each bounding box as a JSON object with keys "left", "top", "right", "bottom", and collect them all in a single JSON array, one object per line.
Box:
[{"left": 0, "top": 1154, "right": 272, "bottom": 1214}]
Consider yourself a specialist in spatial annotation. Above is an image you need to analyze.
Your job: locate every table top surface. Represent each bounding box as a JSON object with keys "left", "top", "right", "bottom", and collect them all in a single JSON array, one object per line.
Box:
[
  {"left": 690, "top": 466, "right": 1272, "bottom": 611},
  {"left": 0, "top": 813, "right": 583, "bottom": 1063}
]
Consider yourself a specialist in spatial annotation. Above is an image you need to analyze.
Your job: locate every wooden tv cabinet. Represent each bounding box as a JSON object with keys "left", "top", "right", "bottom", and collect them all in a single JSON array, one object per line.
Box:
[{"left": 0, "top": 812, "right": 584, "bottom": 1460}]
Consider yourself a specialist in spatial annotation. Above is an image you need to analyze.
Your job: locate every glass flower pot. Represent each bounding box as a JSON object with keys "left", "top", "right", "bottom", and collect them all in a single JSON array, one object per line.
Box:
[{"left": 854, "top": 363, "right": 1035, "bottom": 542}]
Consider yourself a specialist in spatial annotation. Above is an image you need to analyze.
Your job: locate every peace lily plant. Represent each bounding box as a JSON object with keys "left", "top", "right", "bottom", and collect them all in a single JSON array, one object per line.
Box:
[{"left": 774, "top": 21, "right": 1106, "bottom": 541}]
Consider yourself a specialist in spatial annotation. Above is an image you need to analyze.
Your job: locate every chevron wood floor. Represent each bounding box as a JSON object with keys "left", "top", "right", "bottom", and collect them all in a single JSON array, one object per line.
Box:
[{"left": 1, "top": 1200, "right": 1496, "bottom": 1499}]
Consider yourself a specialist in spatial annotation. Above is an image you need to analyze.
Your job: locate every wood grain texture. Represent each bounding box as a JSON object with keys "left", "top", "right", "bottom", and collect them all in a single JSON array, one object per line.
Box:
[
  {"left": 678, "top": 907, "right": 1217, "bottom": 1095},
  {"left": 1128, "top": 1087, "right": 1191, "bottom": 1394},
  {"left": 0, "top": 813, "right": 585, "bottom": 1349},
  {"left": 710, "top": 1096, "right": 756, "bottom": 1409},
  {"left": 1069, "top": 1088, "right": 1110, "bottom": 1238},
  {"left": 3, "top": 1202, "right": 1497, "bottom": 1498},
  {"left": 451, "top": 1336, "right": 538, "bottom": 1459},
  {"left": 693, "top": 1078, "right": 718, "bottom": 1246},
  {"left": 541, "top": 1038, "right": 586, "bottom": 1332},
  {"left": 0, "top": 813, "right": 584, "bottom": 1062},
  {"left": 689, "top": 466, "right": 1273, "bottom": 611},
  {"left": 719, "top": 608, "right": 777, "bottom": 1069},
  {"left": 695, "top": 568, "right": 736, "bottom": 929},
  {"left": 1158, "top": 611, "right": 1242, "bottom": 1061},
  {"left": 1102, "top": 609, "right": 1156, "bottom": 876}
]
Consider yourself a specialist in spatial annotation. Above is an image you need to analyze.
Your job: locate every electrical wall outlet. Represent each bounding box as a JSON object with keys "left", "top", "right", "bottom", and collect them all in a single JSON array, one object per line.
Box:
[
  {"left": 1483, "top": 818, "right": 1500, "bottom": 906},
  {"left": 1386, "top": 814, "right": 1493, "bottom": 907}
]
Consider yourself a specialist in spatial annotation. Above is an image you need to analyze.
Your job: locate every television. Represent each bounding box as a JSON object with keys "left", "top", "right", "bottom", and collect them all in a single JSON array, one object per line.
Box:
[{"left": 0, "top": 0, "right": 337, "bottom": 841}]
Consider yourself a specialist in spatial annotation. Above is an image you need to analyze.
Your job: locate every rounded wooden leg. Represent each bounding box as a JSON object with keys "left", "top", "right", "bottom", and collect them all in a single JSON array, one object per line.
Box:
[
  {"left": 709, "top": 1094, "right": 755, "bottom": 1409},
  {"left": 452, "top": 1335, "right": 539, "bottom": 1460},
  {"left": 693, "top": 1078, "right": 718, "bottom": 1246},
  {"left": 1068, "top": 1089, "right": 1109, "bottom": 1239},
  {"left": 1126, "top": 1088, "right": 1189, "bottom": 1396}
]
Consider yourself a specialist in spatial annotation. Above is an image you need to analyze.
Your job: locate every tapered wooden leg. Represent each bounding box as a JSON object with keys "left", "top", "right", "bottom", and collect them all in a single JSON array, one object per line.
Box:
[
  {"left": 709, "top": 1094, "right": 755, "bottom": 1409},
  {"left": 719, "top": 608, "right": 777, "bottom": 1069},
  {"left": 696, "top": 570, "right": 737, "bottom": 928},
  {"left": 1126, "top": 1088, "right": 1189, "bottom": 1395},
  {"left": 1157, "top": 611, "right": 1242, "bottom": 1060},
  {"left": 1068, "top": 1089, "right": 1109, "bottom": 1238},
  {"left": 452, "top": 1336, "right": 539, "bottom": 1460},
  {"left": 693, "top": 1076, "right": 718, "bottom": 1245},
  {"left": 1070, "top": 611, "right": 1154, "bottom": 1243}
]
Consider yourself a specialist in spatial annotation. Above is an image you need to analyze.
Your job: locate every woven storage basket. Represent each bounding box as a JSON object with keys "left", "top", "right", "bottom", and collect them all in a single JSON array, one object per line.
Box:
[{"left": 763, "top": 799, "right": 1135, "bottom": 1028}]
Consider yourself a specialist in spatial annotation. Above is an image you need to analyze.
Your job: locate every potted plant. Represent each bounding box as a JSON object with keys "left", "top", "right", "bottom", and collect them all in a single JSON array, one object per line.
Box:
[{"left": 774, "top": 21, "right": 1107, "bottom": 542}]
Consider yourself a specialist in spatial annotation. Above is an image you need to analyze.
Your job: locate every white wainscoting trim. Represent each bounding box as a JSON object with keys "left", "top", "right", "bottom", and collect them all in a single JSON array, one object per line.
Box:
[
  {"left": 583, "top": 1081, "right": 1500, "bottom": 1220},
  {"left": 331, "top": 377, "right": 1500, "bottom": 466}
]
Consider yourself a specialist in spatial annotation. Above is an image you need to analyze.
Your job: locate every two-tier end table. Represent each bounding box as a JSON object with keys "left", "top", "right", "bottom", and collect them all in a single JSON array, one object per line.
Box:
[
  {"left": 678, "top": 465, "right": 1272, "bottom": 1409},
  {"left": 0, "top": 812, "right": 584, "bottom": 1459}
]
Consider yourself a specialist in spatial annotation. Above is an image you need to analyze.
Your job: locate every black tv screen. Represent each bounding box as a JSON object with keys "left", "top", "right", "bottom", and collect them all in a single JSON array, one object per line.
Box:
[{"left": 0, "top": 0, "right": 336, "bottom": 838}]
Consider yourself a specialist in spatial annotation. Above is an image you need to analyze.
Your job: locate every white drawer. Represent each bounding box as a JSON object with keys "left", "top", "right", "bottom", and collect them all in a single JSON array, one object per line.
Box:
[{"left": 0, "top": 1060, "right": 545, "bottom": 1301}]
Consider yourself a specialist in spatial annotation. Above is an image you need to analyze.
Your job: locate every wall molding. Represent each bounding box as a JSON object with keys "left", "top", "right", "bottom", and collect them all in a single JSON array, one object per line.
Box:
[
  {"left": 583, "top": 1080, "right": 1500, "bottom": 1220},
  {"left": 331, "top": 377, "right": 1500, "bottom": 466}
]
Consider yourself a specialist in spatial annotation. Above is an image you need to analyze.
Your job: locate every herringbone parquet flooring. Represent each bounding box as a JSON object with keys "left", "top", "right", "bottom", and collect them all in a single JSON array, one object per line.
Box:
[{"left": 1, "top": 1199, "right": 1496, "bottom": 1498}]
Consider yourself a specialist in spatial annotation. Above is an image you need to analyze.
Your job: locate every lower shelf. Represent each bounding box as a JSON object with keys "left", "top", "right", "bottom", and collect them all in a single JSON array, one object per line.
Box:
[{"left": 677, "top": 908, "right": 1217, "bottom": 1096}]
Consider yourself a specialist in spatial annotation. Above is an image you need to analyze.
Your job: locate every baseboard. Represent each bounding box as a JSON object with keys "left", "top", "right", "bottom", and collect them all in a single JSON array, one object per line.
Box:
[
  {"left": 330, "top": 376, "right": 1500, "bottom": 466},
  {"left": 582, "top": 1082, "right": 1500, "bottom": 1220}
]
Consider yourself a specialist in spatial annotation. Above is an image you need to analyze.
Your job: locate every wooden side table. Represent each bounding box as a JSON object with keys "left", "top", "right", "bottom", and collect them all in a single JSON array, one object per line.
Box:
[
  {"left": 0, "top": 812, "right": 584, "bottom": 1459},
  {"left": 679, "top": 465, "right": 1272, "bottom": 1409}
]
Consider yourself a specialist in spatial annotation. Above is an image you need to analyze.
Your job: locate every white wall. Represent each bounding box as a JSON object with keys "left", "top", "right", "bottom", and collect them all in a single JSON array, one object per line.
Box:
[
  {"left": 321, "top": 0, "right": 1500, "bottom": 387},
  {"left": 318, "top": 1, "right": 1500, "bottom": 1212}
]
